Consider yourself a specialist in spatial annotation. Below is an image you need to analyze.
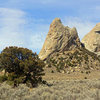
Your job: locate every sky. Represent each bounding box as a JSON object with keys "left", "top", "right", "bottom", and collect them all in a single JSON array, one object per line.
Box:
[{"left": 0, "top": 0, "right": 100, "bottom": 53}]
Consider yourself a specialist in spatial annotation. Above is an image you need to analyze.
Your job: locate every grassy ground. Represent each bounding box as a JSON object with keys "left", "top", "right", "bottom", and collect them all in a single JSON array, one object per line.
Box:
[
  {"left": 0, "top": 79, "right": 100, "bottom": 100},
  {"left": 0, "top": 69, "right": 100, "bottom": 100}
]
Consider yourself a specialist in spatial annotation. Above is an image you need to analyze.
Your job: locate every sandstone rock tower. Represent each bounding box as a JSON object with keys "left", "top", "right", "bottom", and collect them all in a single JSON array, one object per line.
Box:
[
  {"left": 82, "top": 23, "right": 100, "bottom": 55},
  {"left": 39, "top": 18, "right": 81, "bottom": 60}
]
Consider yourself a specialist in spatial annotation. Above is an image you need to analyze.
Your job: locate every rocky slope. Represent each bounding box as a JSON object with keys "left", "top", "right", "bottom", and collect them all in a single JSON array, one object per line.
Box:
[
  {"left": 39, "top": 18, "right": 81, "bottom": 60},
  {"left": 46, "top": 47, "right": 100, "bottom": 73},
  {"left": 82, "top": 23, "right": 100, "bottom": 55},
  {"left": 39, "top": 18, "right": 100, "bottom": 73}
]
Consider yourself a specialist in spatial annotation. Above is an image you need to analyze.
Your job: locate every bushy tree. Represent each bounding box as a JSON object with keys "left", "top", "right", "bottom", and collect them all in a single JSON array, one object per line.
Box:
[{"left": 0, "top": 46, "right": 45, "bottom": 87}]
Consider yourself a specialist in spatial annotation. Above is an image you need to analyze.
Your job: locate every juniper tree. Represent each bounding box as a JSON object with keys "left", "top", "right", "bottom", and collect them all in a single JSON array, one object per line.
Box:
[{"left": 0, "top": 46, "right": 45, "bottom": 87}]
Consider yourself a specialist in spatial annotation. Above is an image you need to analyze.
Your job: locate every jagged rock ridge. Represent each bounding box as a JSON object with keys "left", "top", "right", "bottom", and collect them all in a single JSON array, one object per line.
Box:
[
  {"left": 82, "top": 23, "right": 100, "bottom": 55},
  {"left": 39, "top": 18, "right": 81, "bottom": 60},
  {"left": 39, "top": 18, "right": 100, "bottom": 73}
]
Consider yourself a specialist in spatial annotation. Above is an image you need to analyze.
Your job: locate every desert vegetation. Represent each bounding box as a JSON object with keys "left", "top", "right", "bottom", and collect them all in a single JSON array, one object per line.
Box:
[
  {"left": 0, "top": 46, "right": 100, "bottom": 100},
  {"left": 46, "top": 48, "right": 100, "bottom": 73},
  {"left": 0, "top": 79, "right": 100, "bottom": 100}
]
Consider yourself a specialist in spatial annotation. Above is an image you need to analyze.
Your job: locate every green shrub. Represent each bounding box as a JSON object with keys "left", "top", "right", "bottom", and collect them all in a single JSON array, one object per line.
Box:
[
  {"left": 56, "top": 67, "right": 60, "bottom": 72},
  {"left": 81, "top": 71, "right": 84, "bottom": 73},
  {"left": 0, "top": 75, "right": 8, "bottom": 83},
  {"left": 59, "top": 57, "right": 63, "bottom": 61},
  {"left": 0, "top": 46, "right": 45, "bottom": 87},
  {"left": 51, "top": 70, "right": 54, "bottom": 73},
  {"left": 84, "top": 55, "right": 88, "bottom": 61},
  {"left": 48, "top": 64, "right": 52, "bottom": 68},
  {"left": 86, "top": 71, "right": 91, "bottom": 74},
  {"left": 86, "top": 71, "right": 89, "bottom": 74},
  {"left": 84, "top": 77, "right": 87, "bottom": 79}
]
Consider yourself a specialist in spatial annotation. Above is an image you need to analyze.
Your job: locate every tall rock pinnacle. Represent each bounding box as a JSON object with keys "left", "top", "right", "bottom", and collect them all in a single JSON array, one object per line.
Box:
[
  {"left": 82, "top": 23, "right": 100, "bottom": 55},
  {"left": 39, "top": 18, "right": 81, "bottom": 60}
]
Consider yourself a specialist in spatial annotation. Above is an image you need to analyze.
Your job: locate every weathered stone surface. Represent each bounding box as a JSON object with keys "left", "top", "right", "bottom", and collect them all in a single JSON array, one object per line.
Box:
[
  {"left": 39, "top": 18, "right": 81, "bottom": 60},
  {"left": 82, "top": 23, "right": 100, "bottom": 55}
]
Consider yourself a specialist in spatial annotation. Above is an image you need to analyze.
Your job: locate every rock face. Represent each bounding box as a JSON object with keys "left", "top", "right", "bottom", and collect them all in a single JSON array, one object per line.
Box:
[
  {"left": 39, "top": 18, "right": 100, "bottom": 72},
  {"left": 82, "top": 23, "right": 100, "bottom": 55},
  {"left": 39, "top": 18, "right": 81, "bottom": 60}
]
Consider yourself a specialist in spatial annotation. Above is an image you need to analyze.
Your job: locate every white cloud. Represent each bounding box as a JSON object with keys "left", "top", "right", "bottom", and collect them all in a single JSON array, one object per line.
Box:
[
  {"left": 39, "top": 0, "right": 58, "bottom": 4},
  {"left": 28, "top": 24, "right": 49, "bottom": 53},
  {"left": 95, "top": 6, "right": 100, "bottom": 10},
  {"left": 0, "top": 8, "right": 96, "bottom": 53},
  {"left": 0, "top": 8, "right": 26, "bottom": 50},
  {"left": 62, "top": 17, "right": 95, "bottom": 40},
  {"left": 2, "top": 0, "right": 82, "bottom": 9},
  {"left": 30, "top": 33, "right": 45, "bottom": 51},
  {"left": 0, "top": 8, "right": 49, "bottom": 53},
  {"left": 0, "top": 6, "right": 98, "bottom": 53}
]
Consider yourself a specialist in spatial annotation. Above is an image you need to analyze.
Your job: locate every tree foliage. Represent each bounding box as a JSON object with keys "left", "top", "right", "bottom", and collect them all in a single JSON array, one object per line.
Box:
[{"left": 0, "top": 46, "right": 45, "bottom": 87}]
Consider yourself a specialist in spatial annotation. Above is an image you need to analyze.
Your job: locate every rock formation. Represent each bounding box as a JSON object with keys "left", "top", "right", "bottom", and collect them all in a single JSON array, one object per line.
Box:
[
  {"left": 39, "top": 18, "right": 100, "bottom": 73},
  {"left": 39, "top": 18, "right": 81, "bottom": 60},
  {"left": 82, "top": 23, "right": 100, "bottom": 55}
]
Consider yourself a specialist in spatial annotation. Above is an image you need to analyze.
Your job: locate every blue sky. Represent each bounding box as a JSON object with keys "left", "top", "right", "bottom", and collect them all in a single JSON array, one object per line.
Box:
[{"left": 0, "top": 0, "right": 100, "bottom": 53}]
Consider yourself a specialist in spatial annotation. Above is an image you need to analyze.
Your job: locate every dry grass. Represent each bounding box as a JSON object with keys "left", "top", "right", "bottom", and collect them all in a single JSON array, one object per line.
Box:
[{"left": 0, "top": 79, "right": 100, "bottom": 100}]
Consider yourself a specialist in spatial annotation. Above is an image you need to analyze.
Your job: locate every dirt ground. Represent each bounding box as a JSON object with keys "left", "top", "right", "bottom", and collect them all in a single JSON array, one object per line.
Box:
[{"left": 43, "top": 68, "right": 100, "bottom": 81}]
